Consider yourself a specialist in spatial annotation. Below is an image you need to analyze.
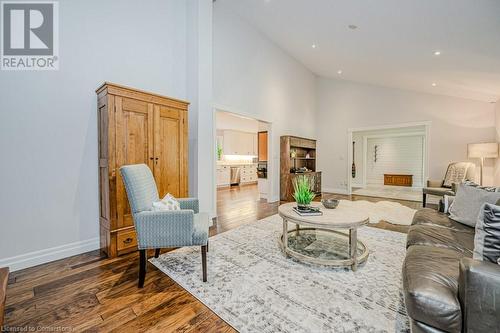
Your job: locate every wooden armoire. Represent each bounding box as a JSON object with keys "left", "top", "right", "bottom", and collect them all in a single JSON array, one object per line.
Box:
[{"left": 96, "top": 82, "right": 189, "bottom": 257}]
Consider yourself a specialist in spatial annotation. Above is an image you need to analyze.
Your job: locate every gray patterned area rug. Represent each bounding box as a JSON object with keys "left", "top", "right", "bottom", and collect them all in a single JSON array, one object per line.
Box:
[{"left": 150, "top": 214, "right": 410, "bottom": 333}]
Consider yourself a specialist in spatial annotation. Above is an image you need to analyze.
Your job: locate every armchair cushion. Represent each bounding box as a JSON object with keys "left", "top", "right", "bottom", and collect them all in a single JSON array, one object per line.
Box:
[
  {"left": 443, "top": 162, "right": 474, "bottom": 188},
  {"left": 422, "top": 187, "right": 454, "bottom": 197},
  {"left": 177, "top": 198, "right": 199, "bottom": 213},
  {"left": 427, "top": 180, "right": 443, "bottom": 188},
  {"left": 134, "top": 210, "right": 194, "bottom": 249},
  {"left": 120, "top": 164, "right": 159, "bottom": 213}
]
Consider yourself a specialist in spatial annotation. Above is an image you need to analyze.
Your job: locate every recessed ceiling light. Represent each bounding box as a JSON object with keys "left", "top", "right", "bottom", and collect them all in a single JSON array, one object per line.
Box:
[
  {"left": 433, "top": 51, "right": 441, "bottom": 56},
  {"left": 348, "top": 24, "right": 358, "bottom": 30},
  {"left": 431, "top": 83, "right": 437, "bottom": 87},
  {"left": 337, "top": 70, "right": 343, "bottom": 75},
  {"left": 311, "top": 44, "right": 317, "bottom": 49}
]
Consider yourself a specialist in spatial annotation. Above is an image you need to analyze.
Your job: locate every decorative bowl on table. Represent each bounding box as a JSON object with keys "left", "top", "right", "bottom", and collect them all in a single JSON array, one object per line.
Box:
[{"left": 321, "top": 198, "right": 339, "bottom": 209}]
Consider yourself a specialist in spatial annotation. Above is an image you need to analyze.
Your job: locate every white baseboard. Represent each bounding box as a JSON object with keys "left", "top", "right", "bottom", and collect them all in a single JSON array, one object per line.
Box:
[
  {"left": 322, "top": 187, "right": 349, "bottom": 195},
  {"left": 0, "top": 238, "right": 100, "bottom": 272}
]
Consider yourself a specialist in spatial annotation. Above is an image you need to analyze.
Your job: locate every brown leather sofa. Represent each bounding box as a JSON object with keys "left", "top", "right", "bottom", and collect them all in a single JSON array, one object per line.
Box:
[{"left": 403, "top": 208, "right": 500, "bottom": 333}]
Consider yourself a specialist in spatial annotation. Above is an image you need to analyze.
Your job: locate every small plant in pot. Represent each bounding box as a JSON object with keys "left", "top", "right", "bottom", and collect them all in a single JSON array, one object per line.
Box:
[
  {"left": 292, "top": 175, "right": 316, "bottom": 209},
  {"left": 216, "top": 143, "right": 223, "bottom": 161}
]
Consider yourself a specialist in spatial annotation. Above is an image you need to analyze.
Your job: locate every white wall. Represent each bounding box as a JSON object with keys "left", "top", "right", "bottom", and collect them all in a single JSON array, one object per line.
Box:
[
  {"left": 316, "top": 78, "right": 497, "bottom": 193},
  {"left": 213, "top": 3, "right": 317, "bottom": 201},
  {"left": 495, "top": 101, "right": 500, "bottom": 185},
  {"left": 0, "top": 0, "right": 192, "bottom": 270},
  {"left": 216, "top": 112, "right": 259, "bottom": 133},
  {"left": 186, "top": 0, "right": 215, "bottom": 216}
]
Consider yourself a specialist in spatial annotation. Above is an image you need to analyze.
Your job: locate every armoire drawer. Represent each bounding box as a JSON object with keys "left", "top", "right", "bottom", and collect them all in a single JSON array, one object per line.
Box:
[{"left": 117, "top": 230, "right": 137, "bottom": 251}]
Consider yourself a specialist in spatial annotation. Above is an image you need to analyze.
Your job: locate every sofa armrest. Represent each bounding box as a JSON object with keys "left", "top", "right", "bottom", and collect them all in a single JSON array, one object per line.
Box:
[
  {"left": 177, "top": 198, "right": 199, "bottom": 213},
  {"left": 427, "top": 179, "right": 443, "bottom": 188},
  {"left": 458, "top": 257, "right": 500, "bottom": 332},
  {"left": 134, "top": 210, "right": 194, "bottom": 248}
]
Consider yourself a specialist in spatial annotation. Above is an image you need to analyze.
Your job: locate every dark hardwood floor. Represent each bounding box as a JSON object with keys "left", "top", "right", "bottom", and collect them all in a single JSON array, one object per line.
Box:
[{"left": 4, "top": 185, "right": 430, "bottom": 332}]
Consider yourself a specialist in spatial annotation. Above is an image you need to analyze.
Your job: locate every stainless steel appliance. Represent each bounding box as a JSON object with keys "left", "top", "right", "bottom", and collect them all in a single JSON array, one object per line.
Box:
[
  {"left": 230, "top": 167, "right": 241, "bottom": 185},
  {"left": 257, "top": 162, "right": 267, "bottom": 179}
]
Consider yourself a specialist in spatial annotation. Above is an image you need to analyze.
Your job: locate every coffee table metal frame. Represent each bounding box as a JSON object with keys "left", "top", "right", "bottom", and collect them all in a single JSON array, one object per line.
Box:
[{"left": 278, "top": 205, "right": 369, "bottom": 271}]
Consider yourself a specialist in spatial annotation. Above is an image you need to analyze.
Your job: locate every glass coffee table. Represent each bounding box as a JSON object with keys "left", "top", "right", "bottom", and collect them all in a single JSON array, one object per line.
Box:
[{"left": 278, "top": 202, "right": 369, "bottom": 271}]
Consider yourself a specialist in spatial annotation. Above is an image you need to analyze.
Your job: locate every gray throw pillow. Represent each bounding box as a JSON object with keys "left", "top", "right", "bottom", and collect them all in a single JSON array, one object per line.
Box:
[
  {"left": 462, "top": 180, "right": 500, "bottom": 192},
  {"left": 473, "top": 203, "right": 500, "bottom": 264},
  {"left": 449, "top": 183, "right": 500, "bottom": 227}
]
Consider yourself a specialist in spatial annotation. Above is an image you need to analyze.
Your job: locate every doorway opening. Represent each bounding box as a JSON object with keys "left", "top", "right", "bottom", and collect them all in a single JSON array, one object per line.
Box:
[
  {"left": 347, "top": 122, "right": 431, "bottom": 202},
  {"left": 214, "top": 110, "right": 273, "bottom": 228}
]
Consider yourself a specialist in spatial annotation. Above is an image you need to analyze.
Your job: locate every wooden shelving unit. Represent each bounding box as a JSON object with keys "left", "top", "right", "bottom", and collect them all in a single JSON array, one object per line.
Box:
[{"left": 280, "top": 136, "right": 321, "bottom": 201}]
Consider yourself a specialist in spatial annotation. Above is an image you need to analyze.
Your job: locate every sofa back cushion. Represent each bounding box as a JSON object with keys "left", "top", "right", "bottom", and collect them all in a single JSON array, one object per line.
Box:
[
  {"left": 449, "top": 183, "right": 500, "bottom": 227},
  {"left": 473, "top": 203, "right": 500, "bottom": 264}
]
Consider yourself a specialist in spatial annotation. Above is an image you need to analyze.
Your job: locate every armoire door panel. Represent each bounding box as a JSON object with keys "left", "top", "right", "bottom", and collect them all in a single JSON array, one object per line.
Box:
[
  {"left": 179, "top": 111, "right": 188, "bottom": 197},
  {"left": 154, "top": 106, "right": 181, "bottom": 198},
  {"left": 97, "top": 100, "right": 110, "bottom": 225},
  {"left": 115, "top": 97, "right": 154, "bottom": 228}
]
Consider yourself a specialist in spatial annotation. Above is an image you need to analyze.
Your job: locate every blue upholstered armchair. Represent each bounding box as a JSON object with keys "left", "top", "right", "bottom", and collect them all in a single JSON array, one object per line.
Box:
[{"left": 120, "top": 164, "right": 210, "bottom": 287}]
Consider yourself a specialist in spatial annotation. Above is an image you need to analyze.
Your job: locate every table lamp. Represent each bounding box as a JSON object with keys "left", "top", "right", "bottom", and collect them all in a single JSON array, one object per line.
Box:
[{"left": 467, "top": 142, "right": 499, "bottom": 185}]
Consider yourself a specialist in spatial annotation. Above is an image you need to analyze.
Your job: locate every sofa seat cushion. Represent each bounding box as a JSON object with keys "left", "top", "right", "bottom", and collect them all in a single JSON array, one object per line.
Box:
[
  {"left": 412, "top": 208, "right": 474, "bottom": 233},
  {"left": 403, "top": 245, "right": 463, "bottom": 333},
  {"left": 407, "top": 224, "right": 474, "bottom": 256}
]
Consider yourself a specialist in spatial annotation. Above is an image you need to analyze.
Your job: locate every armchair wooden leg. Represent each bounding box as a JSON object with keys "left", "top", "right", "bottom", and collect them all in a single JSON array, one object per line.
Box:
[
  {"left": 422, "top": 193, "right": 427, "bottom": 208},
  {"left": 206, "top": 240, "right": 209, "bottom": 253},
  {"left": 201, "top": 245, "right": 207, "bottom": 282},
  {"left": 139, "top": 249, "right": 146, "bottom": 288},
  {"left": 154, "top": 248, "right": 161, "bottom": 258}
]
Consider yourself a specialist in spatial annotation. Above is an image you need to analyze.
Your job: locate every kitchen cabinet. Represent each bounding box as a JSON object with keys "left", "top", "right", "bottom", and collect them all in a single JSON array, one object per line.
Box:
[
  {"left": 240, "top": 164, "right": 258, "bottom": 184},
  {"left": 222, "top": 130, "right": 257, "bottom": 156},
  {"left": 258, "top": 131, "right": 268, "bottom": 161},
  {"left": 216, "top": 165, "right": 231, "bottom": 187}
]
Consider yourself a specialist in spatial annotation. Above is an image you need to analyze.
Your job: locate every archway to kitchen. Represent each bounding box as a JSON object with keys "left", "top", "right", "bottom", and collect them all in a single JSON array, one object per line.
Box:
[
  {"left": 214, "top": 109, "right": 274, "bottom": 231},
  {"left": 347, "top": 122, "right": 431, "bottom": 203}
]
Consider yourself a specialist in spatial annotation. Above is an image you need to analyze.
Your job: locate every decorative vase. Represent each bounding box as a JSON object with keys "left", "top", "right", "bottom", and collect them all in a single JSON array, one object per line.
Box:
[{"left": 297, "top": 203, "right": 310, "bottom": 210}]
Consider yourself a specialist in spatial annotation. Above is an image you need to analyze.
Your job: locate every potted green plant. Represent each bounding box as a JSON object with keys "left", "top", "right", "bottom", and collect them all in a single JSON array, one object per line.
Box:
[
  {"left": 216, "top": 143, "right": 223, "bottom": 161},
  {"left": 292, "top": 174, "right": 316, "bottom": 209}
]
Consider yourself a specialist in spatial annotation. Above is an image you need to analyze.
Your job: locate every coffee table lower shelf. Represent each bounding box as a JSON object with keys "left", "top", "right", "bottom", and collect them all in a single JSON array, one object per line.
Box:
[{"left": 278, "top": 227, "right": 369, "bottom": 271}]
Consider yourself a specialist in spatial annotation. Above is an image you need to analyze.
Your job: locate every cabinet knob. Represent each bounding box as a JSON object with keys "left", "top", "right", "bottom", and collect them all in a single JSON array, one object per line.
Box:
[{"left": 123, "top": 237, "right": 133, "bottom": 244}]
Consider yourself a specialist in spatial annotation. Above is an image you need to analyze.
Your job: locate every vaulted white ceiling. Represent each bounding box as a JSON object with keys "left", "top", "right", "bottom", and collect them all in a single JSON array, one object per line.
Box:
[{"left": 219, "top": 0, "right": 500, "bottom": 102}]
